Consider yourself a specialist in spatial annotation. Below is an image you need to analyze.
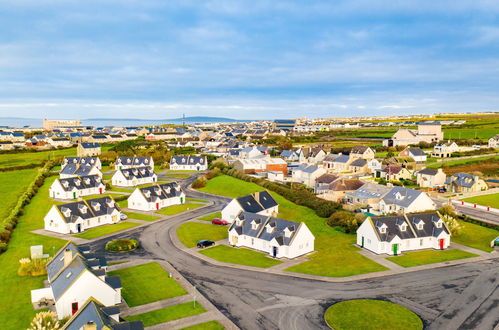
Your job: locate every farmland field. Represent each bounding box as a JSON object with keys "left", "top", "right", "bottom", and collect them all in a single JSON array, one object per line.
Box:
[{"left": 0, "top": 169, "right": 39, "bottom": 224}]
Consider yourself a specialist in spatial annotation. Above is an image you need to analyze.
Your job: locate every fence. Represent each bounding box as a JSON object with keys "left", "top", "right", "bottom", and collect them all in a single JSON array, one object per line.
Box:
[{"left": 451, "top": 199, "right": 499, "bottom": 214}]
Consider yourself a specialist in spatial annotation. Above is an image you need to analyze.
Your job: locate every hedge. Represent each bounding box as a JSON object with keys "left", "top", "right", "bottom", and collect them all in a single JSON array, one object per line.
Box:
[
  {"left": 0, "top": 163, "right": 45, "bottom": 172},
  {"left": 105, "top": 238, "right": 139, "bottom": 252}
]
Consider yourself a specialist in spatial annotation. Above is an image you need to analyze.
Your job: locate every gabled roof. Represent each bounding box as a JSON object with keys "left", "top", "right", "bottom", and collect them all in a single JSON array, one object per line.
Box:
[
  {"left": 351, "top": 145, "right": 370, "bottom": 154},
  {"left": 118, "top": 167, "right": 155, "bottom": 180},
  {"left": 408, "top": 148, "right": 426, "bottom": 156},
  {"left": 55, "top": 196, "right": 120, "bottom": 223},
  {"left": 81, "top": 142, "right": 101, "bottom": 148},
  {"left": 116, "top": 156, "right": 152, "bottom": 167},
  {"left": 446, "top": 173, "right": 482, "bottom": 188},
  {"left": 346, "top": 182, "right": 391, "bottom": 200},
  {"left": 417, "top": 168, "right": 439, "bottom": 176},
  {"left": 350, "top": 158, "right": 367, "bottom": 167},
  {"left": 56, "top": 175, "right": 103, "bottom": 191},
  {"left": 137, "top": 182, "right": 183, "bottom": 202},
  {"left": 236, "top": 191, "right": 277, "bottom": 213},
  {"left": 381, "top": 187, "right": 423, "bottom": 208},
  {"left": 170, "top": 156, "right": 206, "bottom": 165}
]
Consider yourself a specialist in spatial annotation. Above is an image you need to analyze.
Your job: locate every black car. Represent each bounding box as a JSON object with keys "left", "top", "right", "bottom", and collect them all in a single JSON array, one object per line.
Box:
[{"left": 197, "top": 240, "right": 215, "bottom": 248}]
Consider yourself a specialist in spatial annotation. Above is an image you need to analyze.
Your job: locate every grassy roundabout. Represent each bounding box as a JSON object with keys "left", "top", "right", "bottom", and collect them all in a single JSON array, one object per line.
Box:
[
  {"left": 105, "top": 238, "right": 139, "bottom": 252},
  {"left": 324, "top": 299, "right": 423, "bottom": 330}
]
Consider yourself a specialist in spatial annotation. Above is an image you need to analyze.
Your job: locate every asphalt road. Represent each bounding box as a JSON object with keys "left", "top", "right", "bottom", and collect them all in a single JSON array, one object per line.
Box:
[
  {"left": 89, "top": 177, "right": 499, "bottom": 330},
  {"left": 432, "top": 198, "right": 499, "bottom": 226}
]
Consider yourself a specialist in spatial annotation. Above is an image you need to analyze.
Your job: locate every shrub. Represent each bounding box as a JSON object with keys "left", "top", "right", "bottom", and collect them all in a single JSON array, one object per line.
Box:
[
  {"left": 28, "top": 311, "right": 62, "bottom": 330},
  {"left": 327, "top": 210, "right": 359, "bottom": 233},
  {"left": 192, "top": 176, "right": 207, "bottom": 189},
  {"left": 105, "top": 238, "right": 139, "bottom": 252},
  {"left": 18, "top": 257, "right": 50, "bottom": 276}
]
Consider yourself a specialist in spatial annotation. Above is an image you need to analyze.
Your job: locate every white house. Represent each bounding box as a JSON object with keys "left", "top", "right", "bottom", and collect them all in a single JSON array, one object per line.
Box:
[
  {"left": 432, "top": 141, "right": 459, "bottom": 158},
  {"left": 415, "top": 168, "right": 447, "bottom": 188},
  {"left": 170, "top": 156, "right": 208, "bottom": 171},
  {"left": 31, "top": 242, "right": 122, "bottom": 319},
  {"left": 489, "top": 135, "right": 499, "bottom": 149},
  {"left": 115, "top": 156, "right": 154, "bottom": 170},
  {"left": 399, "top": 147, "right": 427, "bottom": 162},
  {"left": 44, "top": 196, "right": 121, "bottom": 234},
  {"left": 238, "top": 146, "right": 263, "bottom": 159},
  {"left": 222, "top": 191, "right": 278, "bottom": 223},
  {"left": 379, "top": 187, "right": 436, "bottom": 214},
  {"left": 60, "top": 162, "right": 102, "bottom": 179},
  {"left": 111, "top": 167, "right": 157, "bottom": 187},
  {"left": 77, "top": 143, "right": 101, "bottom": 157},
  {"left": 49, "top": 175, "right": 105, "bottom": 199},
  {"left": 345, "top": 182, "right": 391, "bottom": 212},
  {"left": 356, "top": 212, "right": 451, "bottom": 255},
  {"left": 62, "top": 157, "right": 102, "bottom": 170},
  {"left": 228, "top": 212, "right": 315, "bottom": 259},
  {"left": 127, "top": 182, "right": 185, "bottom": 211},
  {"left": 291, "top": 164, "right": 326, "bottom": 187}
]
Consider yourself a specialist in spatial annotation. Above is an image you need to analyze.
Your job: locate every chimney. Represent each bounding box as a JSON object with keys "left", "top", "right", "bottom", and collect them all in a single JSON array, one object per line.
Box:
[
  {"left": 63, "top": 248, "right": 72, "bottom": 267},
  {"left": 254, "top": 191, "right": 260, "bottom": 204},
  {"left": 83, "top": 321, "right": 97, "bottom": 330}
]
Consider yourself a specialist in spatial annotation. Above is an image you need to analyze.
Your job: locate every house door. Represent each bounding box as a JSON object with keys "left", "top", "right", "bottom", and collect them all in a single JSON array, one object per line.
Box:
[
  {"left": 231, "top": 235, "right": 238, "bottom": 246},
  {"left": 361, "top": 237, "right": 364, "bottom": 248},
  {"left": 73, "top": 192, "right": 76, "bottom": 199},
  {"left": 180, "top": 197, "right": 184, "bottom": 204},
  {"left": 99, "top": 188, "right": 103, "bottom": 194},
  {"left": 156, "top": 203, "right": 159, "bottom": 210},
  {"left": 197, "top": 165, "right": 200, "bottom": 171},
  {"left": 112, "top": 215, "right": 117, "bottom": 223},
  {"left": 439, "top": 239, "right": 445, "bottom": 249},
  {"left": 71, "top": 302, "right": 78, "bottom": 315},
  {"left": 392, "top": 243, "right": 398, "bottom": 255},
  {"left": 77, "top": 224, "right": 81, "bottom": 233},
  {"left": 272, "top": 246, "right": 278, "bottom": 258}
]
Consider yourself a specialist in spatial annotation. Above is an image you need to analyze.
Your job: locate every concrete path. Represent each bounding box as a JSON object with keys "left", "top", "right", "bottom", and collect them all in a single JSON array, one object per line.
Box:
[{"left": 357, "top": 249, "right": 405, "bottom": 271}]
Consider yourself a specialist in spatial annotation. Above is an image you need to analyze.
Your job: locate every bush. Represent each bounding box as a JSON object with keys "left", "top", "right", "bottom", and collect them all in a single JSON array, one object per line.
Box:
[
  {"left": 192, "top": 176, "right": 207, "bottom": 189},
  {"left": 105, "top": 238, "right": 139, "bottom": 252},
  {"left": 327, "top": 210, "right": 359, "bottom": 233},
  {"left": 28, "top": 311, "right": 62, "bottom": 330},
  {"left": 18, "top": 257, "right": 49, "bottom": 276}
]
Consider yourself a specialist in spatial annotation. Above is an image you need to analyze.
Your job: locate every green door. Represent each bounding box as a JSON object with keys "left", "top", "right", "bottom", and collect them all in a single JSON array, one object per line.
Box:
[
  {"left": 361, "top": 237, "right": 364, "bottom": 248},
  {"left": 73, "top": 192, "right": 76, "bottom": 199},
  {"left": 392, "top": 244, "right": 398, "bottom": 255},
  {"left": 180, "top": 197, "right": 184, "bottom": 204}
]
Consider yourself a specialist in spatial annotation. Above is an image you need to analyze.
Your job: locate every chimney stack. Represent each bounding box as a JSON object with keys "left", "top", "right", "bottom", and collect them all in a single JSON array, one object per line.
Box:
[
  {"left": 254, "top": 191, "right": 260, "bottom": 203},
  {"left": 83, "top": 321, "right": 97, "bottom": 330},
  {"left": 63, "top": 248, "right": 72, "bottom": 267}
]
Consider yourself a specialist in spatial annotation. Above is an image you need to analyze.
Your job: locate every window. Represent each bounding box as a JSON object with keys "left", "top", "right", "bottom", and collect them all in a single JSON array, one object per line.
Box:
[{"left": 251, "top": 238, "right": 254, "bottom": 245}]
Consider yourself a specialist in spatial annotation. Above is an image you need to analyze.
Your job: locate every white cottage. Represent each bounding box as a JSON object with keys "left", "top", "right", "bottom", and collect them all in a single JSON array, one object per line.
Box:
[
  {"left": 111, "top": 167, "right": 157, "bottom": 187},
  {"left": 49, "top": 175, "right": 105, "bottom": 199},
  {"left": 44, "top": 196, "right": 121, "bottom": 234},
  {"left": 356, "top": 212, "right": 451, "bottom": 255},
  {"left": 115, "top": 156, "right": 154, "bottom": 170},
  {"left": 229, "top": 212, "right": 315, "bottom": 259},
  {"left": 222, "top": 191, "right": 278, "bottom": 223},
  {"left": 127, "top": 182, "right": 186, "bottom": 211},
  {"left": 170, "top": 155, "right": 208, "bottom": 171},
  {"left": 379, "top": 187, "right": 436, "bottom": 214}
]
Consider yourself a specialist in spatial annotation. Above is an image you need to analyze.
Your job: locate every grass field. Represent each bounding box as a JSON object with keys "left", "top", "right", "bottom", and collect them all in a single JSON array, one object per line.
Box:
[
  {"left": 126, "top": 302, "right": 206, "bottom": 327},
  {"left": 186, "top": 198, "right": 208, "bottom": 203},
  {"left": 198, "top": 212, "right": 222, "bottom": 221},
  {"left": 199, "top": 245, "right": 282, "bottom": 268},
  {"left": 198, "top": 175, "right": 387, "bottom": 277},
  {"left": 462, "top": 193, "right": 499, "bottom": 209},
  {"left": 452, "top": 220, "right": 498, "bottom": 252},
  {"left": 181, "top": 321, "right": 225, "bottom": 330},
  {"left": 117, "top": 199, "right": 128, "bottom": 208},
  {"left": 73, "top": 222, "right": 139, "bottom": 239},
  {"left": 123, "top": 212, "right": 161, "bottom": 221},
  {"left": 155, "top": 203, "right": 203, "bottom": 216},
  {"left": 108, "top": 262, "right": 188, "bottom": 307},
  {"left": 177, "top": 222, "right": 228, "bottom": 248},
  {"left": 324, "top": 299, "right": 423, "bottom": 330},
  {"left": 0, "top": 169, "right": 39, "bottom": 224},
  {"left": 0, "top": 175, "right": 66, "bottom": 329},
  {"left": 109, "top": 186, "right": 135, "bottom": 193},
  {"left": 386, "top": 249, "right": 477, "bottom": 267},
  {"left": 444, "top": 128, "right": 498, "bottom": 140}
]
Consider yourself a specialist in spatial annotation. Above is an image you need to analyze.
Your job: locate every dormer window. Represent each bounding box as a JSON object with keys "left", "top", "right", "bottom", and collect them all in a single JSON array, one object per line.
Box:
[
  {"left": 400, "top": 223, "right": 407, "bottom": 232},
  {"left": 435, "top": 221, "right": 442, "bottom": 228},
  {"left": 78, "top": 204, "right": 88, "bottom": 214},
  {"left": 74, "top": 180, "right": 81, "bottom": 186},
  {"left": 380, "top": 227, "right": 386, "bottom": 234},
  {"left": 417, "top": 224, "right": 423, "bottom": 230},
  {"left": 62, "top": 181, "right": 69, "bottom": 188},
  {"left": 106, "top": 200, "right": 115, "bottom": 208},
  {"left": 92, "top": 202, "right": 101, "bottom": 211},
  {"left": 251, "top": 221, "right": 258, "bottom": 230}
]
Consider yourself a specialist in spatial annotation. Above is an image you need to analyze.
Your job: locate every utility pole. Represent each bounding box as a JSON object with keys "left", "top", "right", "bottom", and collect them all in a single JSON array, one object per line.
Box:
[{"left": 182, "top": 113, "right": 186, "bottom": 128}]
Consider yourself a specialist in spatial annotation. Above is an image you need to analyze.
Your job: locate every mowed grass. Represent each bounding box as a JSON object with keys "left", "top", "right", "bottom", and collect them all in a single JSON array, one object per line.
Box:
[
  {"left": 126, "top": 302, "right": 206, "bottom": 327},
  {"left": 0, "top": 168, "right": 39, "bottom": 223},
  {"left": 0, "top": 148, "right": 75, "bottom": 168},
  {"left": 181, "top": 321, "right": 225, "bottom": 330},
  {"left": 123, "top": 212, "right": 160, "bottom": 221},
  {"left": 199, "top": 245, "right": 282, "bottom": 268},
  {"left": 108, "top": 262, "right": 188, "bottom": 307},
  {"left": 452, "top": 220, "right": 498, "bottom": 252},
  {"left": 156, "top": 203, "right": 203, "bottom": 216},
  {"left": 462, "top": 193, "right": 499, "bottom": 209},
  {"left": 177, "top": 222, "right": 228, "bottom": 248},
  {"left": 325, "top": 299, "right": 423, "bottom": 330},
  {"left": 0, "top": 175, "right": 66, "bottom": 329},
  {"left": 198, "top": 211, "right": 222, "bottom": 221},
  {"left": 199, "top": 175, "right": 387, "bottom": 277},
  {"left": 73, "top": 222, "right": 139, "bottom": 239},
  {"left": 386, "top": 249, "right": 478, "bottom": 267},
  {"left": 187, "top": 198, "right": 208, "bottom": 203}
]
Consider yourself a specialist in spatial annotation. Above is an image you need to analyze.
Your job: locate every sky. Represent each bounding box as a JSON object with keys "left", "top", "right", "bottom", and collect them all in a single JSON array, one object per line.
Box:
[{"left": 1, "top": 0, "right": 499, "bottom": 120}]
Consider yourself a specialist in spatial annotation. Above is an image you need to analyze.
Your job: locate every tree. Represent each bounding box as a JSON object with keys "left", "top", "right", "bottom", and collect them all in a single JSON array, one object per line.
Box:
[{"left": 327, "top": 210, "right": 359, "bottom": 233}]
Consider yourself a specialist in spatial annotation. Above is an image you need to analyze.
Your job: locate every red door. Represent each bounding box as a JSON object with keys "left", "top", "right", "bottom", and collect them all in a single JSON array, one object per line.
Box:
[
  {"left": 156, "top": 203, "right": 159, "bottom": 210},
  {"left": 439, "top": 239, "right": 444, "bottom": 249},
  {"left": 99, "top": 188, "right": 103, "bottom": 194},
  {"left": 71, "top": 302, "right": 78, "bottom": 315}
]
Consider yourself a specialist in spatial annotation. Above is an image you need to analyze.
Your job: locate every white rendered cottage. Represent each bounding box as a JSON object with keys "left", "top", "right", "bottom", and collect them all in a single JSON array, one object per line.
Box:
[
  {"left": 228, "top": 212, "right": 315, "bottom": 259},
  {"left": 379, "top": 187, "right": 436, "bottom": 214},
  {"left": 60, "top": 162, "right": 102, "bottom": 179},
  {"left": 31, "top": 242, "right": 122, "bottom": 319},
  {"left": 44, "top": 197, "right": 121, "bottom": 234},
  {"left": 127, "top": 182, "right": 186, "bottom": 211},
  {"left": 62, "top": 157, "right": 102, "bottom": 170},
  {"left": 111, "top": 167, "right": 157, "bottom": 187},
  {"left": 49, "top": 175, "right": 105, "bottom": 199},
  {"left": 356, "top": 212, "right": 450, "bottom": 255},
  {"left": 170, "top": 155, "right": 208, "bottom": 171},
  {"left": 222, "top": 191, "right": 278, "bottom": 223},
  {"left": 115, "top": 156, "right": 154, "bottom": 170}
]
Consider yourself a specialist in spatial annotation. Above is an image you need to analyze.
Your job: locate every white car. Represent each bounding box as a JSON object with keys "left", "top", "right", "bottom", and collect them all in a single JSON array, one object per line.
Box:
[{"left": 120, "top": 213, "right": 128, "bottom": 220}]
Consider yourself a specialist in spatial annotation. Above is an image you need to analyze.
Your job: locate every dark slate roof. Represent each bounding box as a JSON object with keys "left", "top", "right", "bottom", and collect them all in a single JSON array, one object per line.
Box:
[
  {"left": 335, "top": 154, "right": 351, "bottom": 163},
  {"left": 120, "top": 167, "right": 155, "bottom": 180},
  {"left": 408, "top": 148, "right": 426, "bottom": 156},
  {"left": 47, "top": 242, "right": 94, "bottom": 282},
  {"left": 81, "top": 142, "right": 101, "bottom": 148},
  {"left": 57, "top": 175, "right": 103, "bottom": 191},
  {"left": 51, "top": 256, "right": 89, "bottom": 299},
  {"left": 418, "top": 168, "right": 439, "bottom": 176},
  {"left": 316, "top": 174, "right": 339, "bottom": 184},
  {"left": 138, "top": 182, "right": 183, "bottom": 202},
  {"left": 446, "top": 173, "right": 481, "bottom": 188},
  {"left": 117, "top": 156, "right": 152, "bottom": 167},
  {"left": 371, "top": 215, "right": 416, "bottom": 242},
  {"left": 56, "top": 197, "right": 120, "bottom": 224},
  {"left": 351, "top": 145, "right": 370, "bottom": 154},
  {"left": 170, "top": 155, "right": 206, "bottom": 165},
  {"left": 236, "top": 191, "right": 277, "bottom": 213},
  {"left": 346, "top": 182, "right": 390, "bottom": 200},
  {"left": 296, "top": 164, "right": 320, "bottom": 173},
  {"left": 381, "top": 187, "right": 423, "bottom": 208},
  {"left": 105, "top": 276, "right": 122, "bottom": 289},
  {"left": 350, "top": 158, "right": 367, "bottom": 167},
  {"left": 406, "top": 212, "right": 449, "bottom": 237}
]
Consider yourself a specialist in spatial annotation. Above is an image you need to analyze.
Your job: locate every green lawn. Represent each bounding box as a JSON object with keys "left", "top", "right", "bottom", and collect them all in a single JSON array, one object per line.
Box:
[
  {"left": 109, "top": 186, "right": 135, "bottom": 193},
  {"left": 462, "top": 193, "right": 499, "bottom": 209},
  {"left": 0, "top": 148, "right": 75, "bottom": 168},
  {"left": 444, "top": 127, "right": 498, "bottom": 140},
  {"left": 108, "top": 262, "right": 188, "bottom": 307},
  {"left": 199, "top": 245, "right": 282, "bottom": 268},
  {"left": 156, "top": 203, "right": 203, "bottom": 216},
  {"left": 427, "top": 155, "right": 499, "bottom": 168},
  {"left": 102, "top": 174, "right": 113, "bottom": 180},
  {"left": 165, "top": 174, "right": 191, "bottom": 178},
  {"left": 181, "top": 321, "right": 225, "bottom": 330},
  {"left": 386, "top": 249, "right": 477, "bottom": 267},
  {"left": 177, "top": 222, "right": 228, "bottom": 248},
  {"left": 325, "top": 299, "right": 423, "bottom": 330},
  {"left": 199, "top": 175, "right": 387, "bottom": 277},
  {"left": 452, "top": 220, "right": 498, "bottom": 252},
  {"left": 73, "top": 222, "right": 139, "bottom": 239},
  {"left": 117, "top": 199, "right": 128, "bottom": 208},
  {"left": 198, "top": 212, "right": 222, "bottom": 221},
  {"left": 126, "top": 302, "right": 206, "bottom": 326},
  {"left": 0, "top": 169, "right": 39, "bottom": 224},
  {"left": 0, "top": 175, "right": 67, "bottom": 329},
  {"left": 186, "top": 198, "right": 208, "bottom": 203},
  {"left": 123, "top": 212, "right": 160, "bottom": 221}
]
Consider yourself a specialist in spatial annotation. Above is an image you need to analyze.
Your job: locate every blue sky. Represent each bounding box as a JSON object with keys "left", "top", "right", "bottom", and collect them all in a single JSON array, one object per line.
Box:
[{"left": 1, "top": 0, "right": 498, "bottom": 120}]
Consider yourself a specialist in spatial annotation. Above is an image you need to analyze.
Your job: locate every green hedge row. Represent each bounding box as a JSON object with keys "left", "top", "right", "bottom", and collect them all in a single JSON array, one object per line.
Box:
[{"left": 0, "top": 163, "right": 45, "bottom": 172}]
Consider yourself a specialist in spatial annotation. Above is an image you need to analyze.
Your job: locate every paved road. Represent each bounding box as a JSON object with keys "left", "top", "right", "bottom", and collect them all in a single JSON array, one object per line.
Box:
[
  {"left": 432, "top": 198, "right": 499, "bottom": 226},
  {"left": 89, "top": 177, "right": 499, "bottom": 330}
]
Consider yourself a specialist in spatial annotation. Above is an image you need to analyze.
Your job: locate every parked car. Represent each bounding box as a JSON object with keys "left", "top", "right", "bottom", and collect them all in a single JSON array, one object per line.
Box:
[
  {"left": 197, "top": 240, "right": 215, "bottom": 248},
  {"left": 120, "top": 213, "right": 128, "bottom": 220},
  {"left": 437, "top": 187, "right": 447, "bottom": 193},
  {"left": 211, "top": 218, "right": 228, "bottom": 225}
]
